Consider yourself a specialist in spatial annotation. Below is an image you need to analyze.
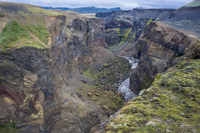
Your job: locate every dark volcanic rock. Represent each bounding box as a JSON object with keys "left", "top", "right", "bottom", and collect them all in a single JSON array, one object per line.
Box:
[
  {"left": 130, "top": 22, "right": 192, "bottom": 94},
  {"left": 0, "top": 4, "right": 109, "bottom": 133},
  {"left": 96, "top": 8, "right": 175, "bottom": 54},
  {"left": 164, "top": 6, "right": 200, "bottom": 34},
  {"left": 105, "top": 29, "right": 119, "bottom": 46}
]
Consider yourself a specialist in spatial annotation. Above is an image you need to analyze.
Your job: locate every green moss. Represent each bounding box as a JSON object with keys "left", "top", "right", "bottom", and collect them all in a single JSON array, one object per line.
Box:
[
  {"left": 0, "top": 14, "right": 4, "bottom": 17},
  {"left": 109, "top": 43, "right": 118, "bottom": 50},
  {"left": 155, "top": 18, "right": 159, "bottom": 21},
  {"left": 0, "top": 61, "right": 14, "bottom": 67},
  {"left": 105, "top": 60, "right": 200, "bottom": 132},
  {"left": 83, "top": 68, "right": 98, "bottom": 79},
  {"left": 133, "top": 33, "right": 136, "bottom": 39},
  {"left": 0, "top": 120, "right": 18, "bottom": 133},
  {"left": 121, "top": 28, "right": 133, "bottom": 42},
  {"left": 108, "top": 28, "right": 132, "bottom": 51},
  {"left": 27, "top": 24, "right": 49, "bottom": 45},
  {"left": 117, "top": 27, "right": 120, "bottom": 36},
  {"left": 145, "top": 19, "right": 153, "bottom": 27},
  {"left": 0, "top": 20, "right": 30, "bottom": 48},
  {"left": 0, "top": 20, "right": 48, "bottom": 50},
  {"left": 81, "top": 56, "right": 131, "bottom": 113},
  {"left": 184, "top": 0, "right": 200, "bottom": 7},
  {"left": 140, "top": 76, "right": 152, "bottom": 90}
]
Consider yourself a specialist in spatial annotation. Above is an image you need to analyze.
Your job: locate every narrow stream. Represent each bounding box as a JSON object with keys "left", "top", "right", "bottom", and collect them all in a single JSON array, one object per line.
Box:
[
  {"left": 100, "top": 57, "right": 139, "bottom": 130},
  {"left": 118, "top": 56, "right": 139, "bottom": 100}
]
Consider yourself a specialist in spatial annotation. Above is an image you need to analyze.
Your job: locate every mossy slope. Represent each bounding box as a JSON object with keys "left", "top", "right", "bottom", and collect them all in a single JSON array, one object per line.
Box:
[
  {"left": 105, "top": 59, "right": 200, "bottom": 133},
  {"left": 0, "top": 20, "right": 48, "bottom": 50},
  {"left": 0, "top": 120, "right": 18, "bottom": 133},
  {"left": 184, "top": 0, "right": 200, "bottom": 7},
  {"left": 0, "top": 2, "right": 62, "bottom": 51},
  {"left": 80, "top": 56, "right": 131, "bottom": 114}
]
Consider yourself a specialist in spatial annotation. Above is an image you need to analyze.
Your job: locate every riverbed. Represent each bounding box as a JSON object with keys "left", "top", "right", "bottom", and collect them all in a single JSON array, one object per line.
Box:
[{"left": 118, "top": 56, "right": 139, "bottom": 100}]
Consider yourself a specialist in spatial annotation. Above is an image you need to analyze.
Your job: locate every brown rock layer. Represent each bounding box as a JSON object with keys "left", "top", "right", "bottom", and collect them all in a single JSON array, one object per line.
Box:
[{"left": 130, "top": 22, "right": 193, "bottom": 94}]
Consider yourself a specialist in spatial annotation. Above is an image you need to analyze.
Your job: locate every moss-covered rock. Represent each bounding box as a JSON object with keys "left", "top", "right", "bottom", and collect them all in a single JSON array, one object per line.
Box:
[
  {"left": 81, "top": 56, "right": 131, "bottom": 114},
  {"left": 105, "top": 59, "right": 200, "bottom": 133},
  {"left": 186, "top": 40, "right": 200, "bottom": 59},
  {"left": 0, "top": 120, "right": 18, "bottom": 133}
]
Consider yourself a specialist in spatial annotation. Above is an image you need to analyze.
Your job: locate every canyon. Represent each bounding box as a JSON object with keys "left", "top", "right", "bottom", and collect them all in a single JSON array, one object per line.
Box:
[{"left": 0, "top": 1, "right": 200, "bottom": 133}]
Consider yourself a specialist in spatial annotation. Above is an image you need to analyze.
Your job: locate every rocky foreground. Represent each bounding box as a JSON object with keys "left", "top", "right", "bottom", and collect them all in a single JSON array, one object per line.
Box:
[{"left": 104, "top": 41, "right": 200, "bottom": 132}]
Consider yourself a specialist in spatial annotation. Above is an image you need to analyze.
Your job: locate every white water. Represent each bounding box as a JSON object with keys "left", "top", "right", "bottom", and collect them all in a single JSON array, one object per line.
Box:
[
  {"left": 100, "top": 57, "right": 140, "bottom": 130},
  {"left": 118, "top": 56, "right": 139, "bottom": 100}
]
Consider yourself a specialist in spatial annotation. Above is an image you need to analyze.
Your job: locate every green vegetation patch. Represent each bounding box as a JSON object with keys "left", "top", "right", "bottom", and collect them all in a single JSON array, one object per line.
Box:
[
  {"left": 0, "top": 20, "right": 49, "bottom": 50},
  {"left": 145, "top": 19, "right": 153, "bottom": 27},
  {"left": 0, "top": 120, "right": 18, "bottom": 133},
  {"left": 77, "top": 86, "right": 124, "bottom": 114},
  {"left": 83, "top": 56, "right": 131, "bottom": 86},
  {"left": 0, "top": 20, "right": 30, "bottom": 47},
  {"left": 121, "top": 28, "right": 133, "bottom": 42},
  {"left": 184, "top": 0, "right": 200, "bottom": 7},
  {"left": 106, "top": 59, "right": 200, "bottom": 132},
  {"left": 27, "top": 24, "right": 50, "bottom": 45},
  {"left": 81, "top": 56, "right": 131, "bottom": 113},
  {"left": 109, "top": 28, "right": 132, "bottom": 51}
]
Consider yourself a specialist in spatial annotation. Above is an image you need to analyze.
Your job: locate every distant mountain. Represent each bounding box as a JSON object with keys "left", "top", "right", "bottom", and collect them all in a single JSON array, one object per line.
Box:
[
  {"left": 42, "top": 6, "right": 121, "bottom": 13},
  {"left": 42, "top": 7, "right": 69, "bottom": 10},
  {"left": 183, "top": 0, "right": 200, "bottom": 7}
]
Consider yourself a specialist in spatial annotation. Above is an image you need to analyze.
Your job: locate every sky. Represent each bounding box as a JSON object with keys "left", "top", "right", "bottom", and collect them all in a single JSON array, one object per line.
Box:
[{"left": 0, "top": 0, "right": 193, "bottom": 9}]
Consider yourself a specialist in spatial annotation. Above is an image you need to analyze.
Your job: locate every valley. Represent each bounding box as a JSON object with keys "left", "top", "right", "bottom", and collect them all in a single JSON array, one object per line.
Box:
[{"left": 0, "top": 0, "right": 200, "bottom": 133}]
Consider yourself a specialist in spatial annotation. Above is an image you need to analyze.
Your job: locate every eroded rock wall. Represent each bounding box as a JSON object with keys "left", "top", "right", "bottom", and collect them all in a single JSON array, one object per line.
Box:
[
  {"left": 130, "top": 22, "right": 192, "bottom": 94},
  {"left": 96, "top": 9, "right": 175, "bottom": 54},
  {"left": 0, "top": 9, "right": 108, "bottom": 133}
]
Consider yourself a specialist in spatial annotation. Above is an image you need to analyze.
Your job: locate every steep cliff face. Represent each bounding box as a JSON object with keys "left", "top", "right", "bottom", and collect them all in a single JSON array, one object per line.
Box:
[
  {"left": 105, "top": 58, "right": 200, "bottom": 133},
  {"left": 96, "top": 9, "right": 175, "bottom": 54},
  {"left": 104, "top": 41, "right": 200, "bottom": 132},
  {"left": 129, "top": 22, "right": 194, "bottom": 94},
  {"left": 0, "top": 2, "right": 119, "bottom": 133}
]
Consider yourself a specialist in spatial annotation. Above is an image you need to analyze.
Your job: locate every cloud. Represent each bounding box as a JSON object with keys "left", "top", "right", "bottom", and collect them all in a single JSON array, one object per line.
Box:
[{"left": 0, "top": 0, "right": 193, "bottom": 9}]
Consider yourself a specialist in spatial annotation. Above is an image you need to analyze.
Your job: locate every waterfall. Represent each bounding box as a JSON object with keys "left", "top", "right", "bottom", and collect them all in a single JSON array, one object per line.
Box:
[{"left": 118, "top": 56, "right": 139, "bottom": 100}]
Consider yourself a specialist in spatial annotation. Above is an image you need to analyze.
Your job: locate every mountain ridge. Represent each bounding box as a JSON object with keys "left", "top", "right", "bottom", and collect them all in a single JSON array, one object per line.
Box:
[{"left": 42, "top": 6, "right": 121, "bottom": 13}]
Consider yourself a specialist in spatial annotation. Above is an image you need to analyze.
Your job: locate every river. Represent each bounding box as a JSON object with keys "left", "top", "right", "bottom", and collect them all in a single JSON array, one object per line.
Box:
[{"left": 118, "top": 56, "right": 139, "bottom": 100}]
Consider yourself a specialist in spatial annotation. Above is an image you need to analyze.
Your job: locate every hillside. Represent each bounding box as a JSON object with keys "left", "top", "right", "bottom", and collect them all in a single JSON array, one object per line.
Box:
[
  {"left": 184, "top": 0, "right": 200, "bottom": 7},
  {"left": 0, "top": 1, "right": 200, "bottom": 133},
  {"left": 105, "top": 50, "right": 200, "bottom": 132}
]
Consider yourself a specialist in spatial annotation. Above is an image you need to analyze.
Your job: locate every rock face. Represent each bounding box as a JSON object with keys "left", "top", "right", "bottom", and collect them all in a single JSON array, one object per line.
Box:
[
  {"left": 105, "top": 59, "right": 200, "bottom": 132},
  {"left": 130, "top": 22, "right": 192, "bottom": 94},
  {"left": 96, "top": 5, "right": 200, "bottom": 94},
  {"left": 96, "top": 9, "right": 175, "bottom": 53},
  {"left": 164, "top": 6, "right": 200, "bottom": 34},
  {"left": 96, "top": 9, "right": 175, "bottom": 21},
  {"left": 0, "top": 2, "right": 113, "bottom": 133}
]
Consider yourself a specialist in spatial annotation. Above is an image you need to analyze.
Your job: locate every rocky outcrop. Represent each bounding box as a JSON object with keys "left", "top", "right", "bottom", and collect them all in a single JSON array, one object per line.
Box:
[
  {"left": 96, "top": 9, "right": 175, "bottom": 53},
  {"left": 130, "top": 22, "right": 192, "bottom": 94},
  {"left": 96, "top": 9, "right": 175, "bottom": 21},
  {"left": 185, "top": 40, "right": 200, "bottom": 59},
  {"left": 0, "top": 3, "right": 113, "bottom": 133},
  {"left": 105, "top": 59, "right": 200, "bottom": 132}
]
